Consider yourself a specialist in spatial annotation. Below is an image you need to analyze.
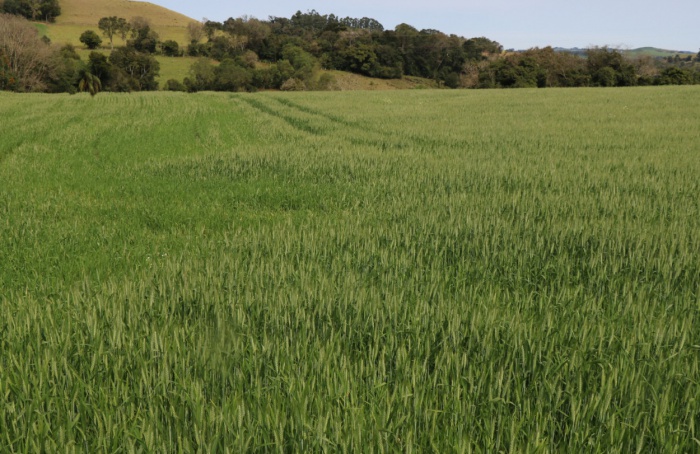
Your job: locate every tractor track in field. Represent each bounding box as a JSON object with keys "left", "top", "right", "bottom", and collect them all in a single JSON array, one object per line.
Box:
[
  {"left": 240, "top": 94, "right": 472, "bottom": 153},
  {"left": 269, "top": 97, "right": 363, "bottom": 130},
  {"left": 266, "top": 96, "right": 474, "bottom": 152},
  {"left": 237, "top": 96, "right": 325, "bottom": 136}
]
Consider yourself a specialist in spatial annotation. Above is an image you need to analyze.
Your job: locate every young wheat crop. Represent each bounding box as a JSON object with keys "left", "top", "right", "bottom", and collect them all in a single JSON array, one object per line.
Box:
[{"left": 1, "top": 87, "right": 699, "bottom": 451}]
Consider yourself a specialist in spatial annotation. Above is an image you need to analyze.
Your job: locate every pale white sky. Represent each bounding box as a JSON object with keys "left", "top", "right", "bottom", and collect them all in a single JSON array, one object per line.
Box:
[{"left": 153, "top": 0, "right": 699, "bottom": 52}]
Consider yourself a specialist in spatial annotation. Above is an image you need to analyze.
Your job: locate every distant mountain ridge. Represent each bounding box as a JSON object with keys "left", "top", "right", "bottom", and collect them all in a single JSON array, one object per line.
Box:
[{"left": 550, "top": 47, "right": 695, "bottom": 58}]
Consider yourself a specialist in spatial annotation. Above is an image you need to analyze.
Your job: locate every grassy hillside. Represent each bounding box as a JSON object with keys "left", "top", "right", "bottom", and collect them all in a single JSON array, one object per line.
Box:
[
  {"left": 47, "top": 0, "right": 193, "bottom": 46},
  {"left": 35, "top": 0, "right": 196, "bottom": 85},
  {"left": 330, "top": 71, "right": 437, "bottom": 90},
  {"left": 1, "top": 87, "right": 700, "bottom": 451},
  {"left": 624, "top": 47, "right": 696, "bottom": 58}
]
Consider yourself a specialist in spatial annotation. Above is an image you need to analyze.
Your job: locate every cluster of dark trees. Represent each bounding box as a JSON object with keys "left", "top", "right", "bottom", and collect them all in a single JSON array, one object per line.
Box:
[
  {"left": 0, "top": 13, "right": 159, "bottom": 93},
  {"left": 469, "top": 46, "right": 700, "bottom": 88},
  {"left": 170, "top": 10, "right": 700, "bottom": 91},
  {"left": 0, "top": 0, "right": 60, "bottom": 22},
  {"left": 172, "top": 46, "right": 337, "bottom": 92},
  {"left": 207, "top": 11, "right": 700, "bottom": 90},
  {"left": 176, "top": 12, "right": 504, "bottom": 90}
]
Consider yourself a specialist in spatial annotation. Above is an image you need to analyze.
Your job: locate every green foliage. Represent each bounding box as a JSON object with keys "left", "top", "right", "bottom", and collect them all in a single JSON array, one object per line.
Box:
[
  {"left": 1, "top": 87, "right": 700, "bottom": 451},
  {"left": 163, "top": 78, "right": 186, "bottom": 91},
  {"left": 591, "top": 66, "right": 616, "bottom": 86},
  {"left": 656, "top": 67, "right": 695, "bottom": 85},
  {"left": 337, "top": 42, "right": 379, "bottom": 76},
  {"left": 586, "top": 47, "right": 638, "bottom": 87},
  {"left": 1, "top": 0, "right": 60, "bottom": 22},
  {"left": 77, "top": 70, "right": 101, "bottom": 96},
  {"left": 160, "top": 39, "right": 180, "bottom": 57},
  {"left": 98, "top": 16, "right": 129, "bottom": 50},
  {"left": 281, "top": 44, "right": 318, "bottom": 82},
  {"left": 108, "top": 46, "right": 159, "bottom": 91},
  {"left": 45, "top": 43, "right": 83, "bottom": 93},
  {"left": 315, "top": 71, "right": 337, "bottom": 90},
  {"left": 479, "top": 57, "right": 539, "bottom": 88},
  {"left": 128, "top": 19, "right": 159, "bottom": 54},
  {"left": 463, "top": 36, "right": 503, "bottom": 60},
  {"left": 214, "top": 58, "right": 252, "bottom": 91},
  {"left": 87, "top": 51, "right": 111, "bottom": 84},
  {"left": 186, "top": 41, "right": 210, "bottom": 57},
  {"left": 151, "top": 10, "right": 697, "bottom": 90},
  {"left": 183, "top": 57, "right": 215, "bottom": 91},
  {"left": 79, "top": 29, "right": 102, "bottom": 49}
]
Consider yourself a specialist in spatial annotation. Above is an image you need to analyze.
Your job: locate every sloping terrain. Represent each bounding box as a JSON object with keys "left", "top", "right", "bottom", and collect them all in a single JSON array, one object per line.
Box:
[{"left": 45, "top": 0, "right": 194, "bottom": 46}]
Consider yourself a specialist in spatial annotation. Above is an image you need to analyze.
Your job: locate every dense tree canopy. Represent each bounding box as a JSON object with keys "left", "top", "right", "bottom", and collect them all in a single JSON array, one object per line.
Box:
[
  {"left": 175, "top": 10, "right": 700, "bottom": 91},
  {"left": 79, "top": 30, "right": 102, "bottom": 50},
  {"left": 1, "top": 0, "right": 60, "bottom": 22},
  {"left": 98, "top": 16, "right": 129, "bottom": 50}
]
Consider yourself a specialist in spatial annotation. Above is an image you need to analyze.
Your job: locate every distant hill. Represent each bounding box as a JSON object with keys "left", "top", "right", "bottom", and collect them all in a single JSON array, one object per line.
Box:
[
  {"left": 551, "top": 46, "right": 695, "bottom": 59},
  {"left": 44, "top": 0, "right": 195, "bottom": 46},
  {"left": 622, "top": 47, "right": 695, "bottom": 58}
]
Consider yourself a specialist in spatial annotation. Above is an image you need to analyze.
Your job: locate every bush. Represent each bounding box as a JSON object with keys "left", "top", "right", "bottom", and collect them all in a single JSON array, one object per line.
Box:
[
  {"left": 316, "top": 72, "right": 338, "bottom": 91},
  {"left": 280, "top": 77, "right": 306, "bottom": 91},
  {"left": 79, "top": 30, "right": 102, "bottom": 50},
  {"left": 109, "top": 47, "right": 160, "bottom": 91},
  {"left": 161, "top": 40, "right": 180, "bottom": 57},
  {"left": 164, "top": 79, "right": 186, "bottom": 91},
  {"left": 214, "top": 58, "right": 253, "bottom": 91},
  {"left": 656, "top": 67, "right": 694, "bottom": 85}
]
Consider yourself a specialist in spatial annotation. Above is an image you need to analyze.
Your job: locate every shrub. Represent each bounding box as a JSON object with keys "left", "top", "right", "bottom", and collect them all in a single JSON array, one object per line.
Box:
[
  {"left": 161, "top": 40, "right": 180, "bottom": 57},
  {"left": 164, "top": 79, "right": 186, "bottom": 91},
  {"left": 79, "top": 30, "right": 102, "bottom": 50},
  {"left": 280, "top": 77, "right": 306, "bottom": 91}
]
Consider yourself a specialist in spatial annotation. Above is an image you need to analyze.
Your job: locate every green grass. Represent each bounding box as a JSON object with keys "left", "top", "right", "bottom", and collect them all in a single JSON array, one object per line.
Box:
[{"left": 1, "top": 87, "right": 700, "bottom": 451}]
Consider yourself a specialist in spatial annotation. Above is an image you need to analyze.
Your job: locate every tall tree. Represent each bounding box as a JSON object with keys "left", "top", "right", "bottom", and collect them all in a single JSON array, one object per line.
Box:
[
  {"left": 128, "top": 17, "right": 159, "bottom": 54},
  {"left": 186, "top": 21, "right": 205, "bottom": 43},
  {"left": 586, "top": 46, "right": 637, "bottom": 87},
  {"left": 463, "top": 37, "right": 503, "bottom": 61},
  {"left": 108, "top": 46, "right": 159, "bottom": 90},
  {"left": 79, "top": 30, "right": 102, "bottom": 49},
  {"left": 1, "top": 0, "right": 60, "bottom": 21},
  {"left": 98, "top": 16, "right": 129, "bottom": 50},
  {"left": 39, "top": 0, "right": 60, "bottom": 21}
]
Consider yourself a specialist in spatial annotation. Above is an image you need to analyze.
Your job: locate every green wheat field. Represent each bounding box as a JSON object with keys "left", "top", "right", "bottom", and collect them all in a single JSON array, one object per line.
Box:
[{"left": 1, "top": 87, "right": 699, "bottom": 452}]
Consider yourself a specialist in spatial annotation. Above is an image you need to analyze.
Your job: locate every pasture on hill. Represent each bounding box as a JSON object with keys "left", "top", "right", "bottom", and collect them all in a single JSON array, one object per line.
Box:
[
  {"left": 49, "top": 0, "right": 194, "bottom": 45},
  {"left": 1, "top": 87, "right": 699, "bottom": 451}
]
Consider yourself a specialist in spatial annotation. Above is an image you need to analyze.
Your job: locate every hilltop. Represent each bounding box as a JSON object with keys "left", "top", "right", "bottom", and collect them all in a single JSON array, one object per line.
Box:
[
  {"left": 552, "top": 46, "right": 695, "bottom": 58},
  {"left": 44, "top": 0, "right": 194, "bottom": 46}
]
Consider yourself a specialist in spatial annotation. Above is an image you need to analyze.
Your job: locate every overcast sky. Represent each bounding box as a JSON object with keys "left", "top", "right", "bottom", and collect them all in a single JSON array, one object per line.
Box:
[{"left": 154, "top": 0, "right": 699, "bottom": 52}]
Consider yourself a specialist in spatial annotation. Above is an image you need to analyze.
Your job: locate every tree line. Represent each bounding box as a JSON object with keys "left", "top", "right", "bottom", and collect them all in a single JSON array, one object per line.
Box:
[
  {"left": 2, "top": 8, "right": 700, "bottom": 94},
  {"left": 178, "top": 10, "right": 700, "bottom": 90},
  {"left": 0, "top": 0, "right": 60, "bottom": 22}
]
